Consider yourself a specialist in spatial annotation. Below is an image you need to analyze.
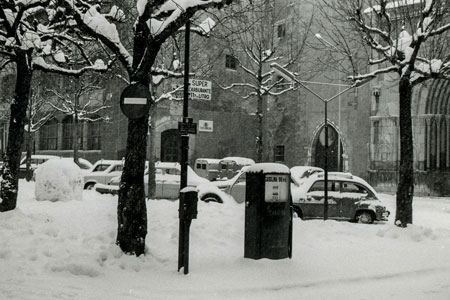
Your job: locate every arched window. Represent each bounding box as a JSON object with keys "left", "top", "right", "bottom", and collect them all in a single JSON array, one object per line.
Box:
[
  {"left": 423, "top": 79, "right": 450, "bottom": 170},
  {"left": 87, "top": 118, "right": 101, "bottom": 150},
  {"left": 39, "top": 118, "right": 58, "bottom": 150}
]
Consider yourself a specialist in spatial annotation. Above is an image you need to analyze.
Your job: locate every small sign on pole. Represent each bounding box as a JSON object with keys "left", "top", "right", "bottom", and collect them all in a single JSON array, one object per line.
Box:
[
  {"left": 178, "top": 117, "right": 197, "bottom": 135},
  {"left": 119, "top": 83, "right": 152, "bottom": 119}
]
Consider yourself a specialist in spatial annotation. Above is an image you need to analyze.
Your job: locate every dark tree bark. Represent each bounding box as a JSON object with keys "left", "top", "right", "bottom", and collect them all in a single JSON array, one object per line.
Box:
[
  {"left": 395, "top": 76, "right": 414, "bottom": 227},
  {"left": 147, "top": 116, "right": 156, "bottom": 198},
  {"left": 0, "top": 49, "right": 33, "bottom": 211},
  {"left": 25, "top": 95, "right": 33, "bottom": 182},
  {"left": 116, "top": 17, "right": 160, "bottom": 255}
]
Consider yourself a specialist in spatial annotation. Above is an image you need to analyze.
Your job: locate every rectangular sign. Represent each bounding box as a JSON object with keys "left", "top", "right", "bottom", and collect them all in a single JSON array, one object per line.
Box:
[
  {"left": 178, "top": 122, "right": 197, "bottom": 135},
  {"left": 199, "top": 120, "right": 213, "bottom": 132},
  {"left": 265, "top": 175, "right": 289, "bottom": 202},
  {"left": 189, "top": 79, "right": 212, "bottom": 100},
  {"left": 124, "top": 97, "right": 147, "bottom": 105}
]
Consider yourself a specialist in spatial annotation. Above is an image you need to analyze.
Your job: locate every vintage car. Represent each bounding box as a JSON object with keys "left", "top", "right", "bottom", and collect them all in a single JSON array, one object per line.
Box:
[
  {"left": 291, "top": 172, "right": 390, "bottom": 224},
  {"left": 218, "top": 157, "right": 255, "bottom": 180},
  {"left": 83, "top": 160, "right": 123, "bottom": 189},
  {"left": 194, "top": 158, "right": 221, "bottom": 181},
  {"left": 95, "top": 162, "right": 212, "bottom": 200},
  {"left": 18, "top": 154, "right": 59, "bottom": 179}
]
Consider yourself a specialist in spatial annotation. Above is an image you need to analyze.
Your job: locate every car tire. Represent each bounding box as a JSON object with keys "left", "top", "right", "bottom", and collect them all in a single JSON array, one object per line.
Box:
[
  {"left": 84, "top": 183, "right": 95, "bottom": 190},
  {"left": 356, "top": 211, "right": 374, "bottom": 224},
  {"left": 201, "top": 193, "right": 223, "bottom": 203},
  {"left": 293, "top": 206, "right": 304, "bottom": 220}
]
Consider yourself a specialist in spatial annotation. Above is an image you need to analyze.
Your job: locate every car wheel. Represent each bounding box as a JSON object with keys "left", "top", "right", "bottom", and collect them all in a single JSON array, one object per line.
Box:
[
  {"left": 293, "top": 207, "right": 304, "bottom": 220},
  {"left": 84, "top": 183, "right": 95, "bottom": 190},
  {"left": 357, "top": 211, "right": 374, "bottom": 224},
  {"left": 201, "top": 193, "right": 223, "bottom": 203}
]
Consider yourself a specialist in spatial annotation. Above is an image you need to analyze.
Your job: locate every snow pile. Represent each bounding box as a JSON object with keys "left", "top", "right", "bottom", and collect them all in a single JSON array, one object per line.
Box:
[
  {"left": 1, "top": 179, "right": 450, "bottom": 299},
  {"left": 34, "top": 159, "right": 83, "bottom": 202}
]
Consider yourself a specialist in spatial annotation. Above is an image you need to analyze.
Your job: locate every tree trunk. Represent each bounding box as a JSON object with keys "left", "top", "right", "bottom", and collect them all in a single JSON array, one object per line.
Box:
[
  {"left": 147, "top": 117, "right": 156, "bottom": 198},
  {"left": 395, "top": 76, "right": 414, "bottom": 227},
  {"left": 73, "top": 95, "right": 79, "bottom": 165},
  {"left": 25, "top": 129, "right": 33, "bottom": 182},
  {"left": 256, "top": 92, "right": 263, "bottom": 163},
  {"left": 116, "top": 18, "right": 154, "bottom": 256},
  {"left": 25, "top": 89, "right": 33, "bottom": 181},
  {"left": 0, "top": 49, "right": 33, "bottom": 212},
  {"left": 116, "top": 116, "right": 149, "bottom": 255}
]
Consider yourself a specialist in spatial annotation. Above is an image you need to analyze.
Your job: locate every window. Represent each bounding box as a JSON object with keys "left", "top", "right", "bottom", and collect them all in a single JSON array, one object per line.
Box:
[
  {"left": 225, "top": 54, "right": 237, "bottom": 70},
  {"left": 309, "top": 180, "right": 339, "bottom": 192},
  {"left": 277, "top": 23, "right": 286, "bottom": 38},
  {"left": 373, "top": 121, "right": 379, "bottom": 144},
  {"left": 62, "top": 116, "right": 73, "bottom": 150},
  {"left": 88, "top": 120, "right": 101, "bottom": 150},
  {"left": 39, "top": 118, "right": 58, "bottom": 150},
  {"left": 341, "top": 182, "right": 375, "bottom": 198},
  {"left": 62, "top": 116, "right": 83, "bottom": 150},
  {"left": 93, "top": 164, "right": 110, "bottom": 172},
  {"left": 111, "top": 165, "right": 123, "bottom": 172},
  {"left": 274, "top": 145, "right": 285, "bottom": 161}
]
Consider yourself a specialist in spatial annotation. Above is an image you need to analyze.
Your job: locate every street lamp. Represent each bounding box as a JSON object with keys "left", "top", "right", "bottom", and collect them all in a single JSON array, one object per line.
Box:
[
  {"left": 315, "top": 33, "right": 345, "bottom": 171},
  {"left": 270, "top": 63, "right": 367, "bottom": 220}
]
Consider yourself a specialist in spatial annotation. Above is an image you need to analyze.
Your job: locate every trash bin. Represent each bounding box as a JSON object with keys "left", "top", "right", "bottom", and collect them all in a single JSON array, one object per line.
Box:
[{"left": 244, "top": 163, "right": 292, "bottom": 260}]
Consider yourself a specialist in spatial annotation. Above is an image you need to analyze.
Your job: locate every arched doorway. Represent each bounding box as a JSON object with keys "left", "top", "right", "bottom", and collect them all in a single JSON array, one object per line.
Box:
[
  {"left": 313, "top": 125, "right": 343, "bottom": 172},
  {"left": 160, "top": 129, "right": 180, "bottom": 162}
]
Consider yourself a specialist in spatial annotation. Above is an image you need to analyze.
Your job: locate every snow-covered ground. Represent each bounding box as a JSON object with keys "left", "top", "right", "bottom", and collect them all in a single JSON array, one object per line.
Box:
[{"left": 1, "top": 180, "right": 450, "bottom": 300}]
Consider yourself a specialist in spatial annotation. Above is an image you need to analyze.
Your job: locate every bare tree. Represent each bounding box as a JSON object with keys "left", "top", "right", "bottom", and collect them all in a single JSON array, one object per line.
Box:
[
  {"left": 47, "top": 76, "right": 110, "bottom": 164},
  {"left": 64, "top": 0, "right": 234, "bottom": 255},
  {"left": 0, "top": 1, "right": 115, "bottom": 212},
  {"left": 321, "top": 0, "right": 450, "bottom": 227},
  {"left": 23, "top": 78, "right": 56, "bottom": 181},
  {"left": 213, "top": 0, "right": 313, "bottom": 162}
]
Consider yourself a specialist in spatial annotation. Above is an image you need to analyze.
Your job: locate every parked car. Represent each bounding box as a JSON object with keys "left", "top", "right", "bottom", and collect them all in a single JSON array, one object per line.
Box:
[
  {"left": 83, "top": 159, "right": 123, "bottom": 189},
  {"left": 218, "top": 157, "right": 255, "bottom": 180},
  {"left": 95, "top": 162, "right": 211, "bottom": 200},
  {"left": 201, "top": 165, "right": 320, "bottom": 204},
  {"left": 290, "top": 166, "right": 324, "bottom": 186},
  {"left": 60, "top": 157, "right": 93, "bottom": 172},
  {"left": 201, "top": 166, "right": 249, "bottom": 203},
  {"left": 291, "top": 172, "right": 390, "bottom": 224},
  {"left": 18, "top": 154, "right": 59, "bottom": 179},
  {"left": 194, "top": 158, "right": 221, "bottom": 181}
]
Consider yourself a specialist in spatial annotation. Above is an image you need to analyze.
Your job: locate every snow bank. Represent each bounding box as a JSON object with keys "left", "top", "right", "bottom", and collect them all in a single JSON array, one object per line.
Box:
[{"left": 34, "top": 158, "right": 83, "bottom": 202}]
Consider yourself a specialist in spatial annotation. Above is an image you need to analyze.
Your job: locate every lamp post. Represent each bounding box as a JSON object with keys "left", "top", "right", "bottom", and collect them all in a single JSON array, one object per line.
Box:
[
  {"left": 270, "top": 63, "right": 365, "bottom": 220},
  {"left": 315, "top": 33, "right": 344, "bottom": 171}
]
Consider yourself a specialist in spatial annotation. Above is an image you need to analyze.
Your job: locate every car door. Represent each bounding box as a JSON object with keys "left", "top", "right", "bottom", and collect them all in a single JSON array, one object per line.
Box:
[
  {"left": 339, "top": 181, "right": 374, "bottom": 219},
  {"left": 229, "top": 171, "right": 246, "bottom": 203},
  {"left": 303, "top": 180, "right": 340, "bottom": 219},
  {"left": 103, "top": 164, "right": 123, "bottom": 184}
]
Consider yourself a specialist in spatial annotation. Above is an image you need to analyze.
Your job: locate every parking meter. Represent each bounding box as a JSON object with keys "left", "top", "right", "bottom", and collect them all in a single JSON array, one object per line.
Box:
[
  {"left": 179, "top": 188, "right": 198, "bottom": 220},
  {"left": 178, "top": 187, "right": 198, "bottom": 274},
  {"left": 244, "top": 163, "right": 292, "bottom": 260}
]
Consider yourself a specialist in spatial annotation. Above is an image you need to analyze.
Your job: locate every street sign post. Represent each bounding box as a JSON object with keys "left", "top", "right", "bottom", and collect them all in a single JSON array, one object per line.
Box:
[{"left": 119, "top": 83, "right": 152, "bottom": 119}]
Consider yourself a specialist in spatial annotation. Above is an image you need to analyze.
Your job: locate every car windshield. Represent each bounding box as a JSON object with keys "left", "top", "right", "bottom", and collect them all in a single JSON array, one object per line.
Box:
[{"left": 92, "top": 164, "right": 110, "bottom": 172}]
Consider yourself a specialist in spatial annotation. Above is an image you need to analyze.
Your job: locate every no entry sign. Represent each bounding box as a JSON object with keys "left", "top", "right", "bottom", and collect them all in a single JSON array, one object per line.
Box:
[{"left": 120, "top": 83, "right": 152, "bottom": 119}]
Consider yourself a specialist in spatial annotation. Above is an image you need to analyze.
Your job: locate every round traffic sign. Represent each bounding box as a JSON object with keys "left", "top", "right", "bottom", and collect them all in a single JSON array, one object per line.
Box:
[{"left": 119, "top": 83, "right": 152, "bottom": 119}]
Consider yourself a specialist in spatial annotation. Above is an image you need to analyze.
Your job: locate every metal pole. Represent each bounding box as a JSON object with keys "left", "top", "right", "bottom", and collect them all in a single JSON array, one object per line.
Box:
[
  {"left": 181, "top": 20, "right": 190, "bottom": 190},
  {"left": 178, "top": 20, "right": 190, "bottom": 273},
  {"left": 324, "top": 101, "right": 328, "bottom": 221}
]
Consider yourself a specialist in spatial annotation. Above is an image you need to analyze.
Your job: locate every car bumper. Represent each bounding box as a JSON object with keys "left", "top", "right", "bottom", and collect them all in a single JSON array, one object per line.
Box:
[
  {"left": 380, "top": 210, "right": 390, "bottom": 221},
  {"left": 95, "top": 183, "right": 119, "bottom": 195}
]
